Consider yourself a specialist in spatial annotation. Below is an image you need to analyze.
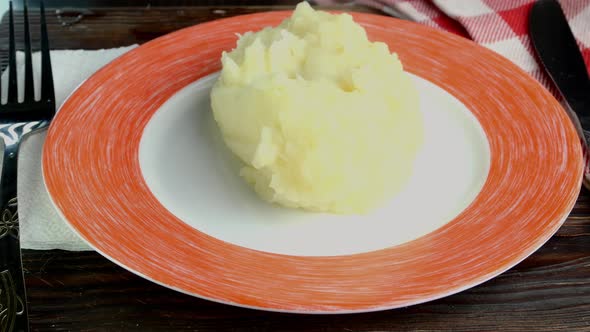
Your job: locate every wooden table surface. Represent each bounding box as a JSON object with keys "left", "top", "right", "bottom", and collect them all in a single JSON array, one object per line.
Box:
[{"left": 2, "top": 3, "right": 590, "bottom": 331}]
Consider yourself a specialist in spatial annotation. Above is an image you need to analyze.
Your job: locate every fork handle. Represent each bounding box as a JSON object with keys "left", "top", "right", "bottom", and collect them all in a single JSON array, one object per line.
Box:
[{"left": 0, "top": 146, "right": 29, "bottom": 332}]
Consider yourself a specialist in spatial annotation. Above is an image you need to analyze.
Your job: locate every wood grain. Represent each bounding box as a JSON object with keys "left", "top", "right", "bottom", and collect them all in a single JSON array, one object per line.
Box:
[
  {"left": 0, "top": 5, "right": 377, "bottom": 49},
  {"left": 3, "top": 4, "right": 590, "bottom": 331}
]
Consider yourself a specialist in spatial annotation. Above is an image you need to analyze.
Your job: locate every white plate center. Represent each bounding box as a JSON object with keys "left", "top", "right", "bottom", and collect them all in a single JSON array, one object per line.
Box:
[{"left": 139, "top": 73, "right": 490, "bottom": 256}]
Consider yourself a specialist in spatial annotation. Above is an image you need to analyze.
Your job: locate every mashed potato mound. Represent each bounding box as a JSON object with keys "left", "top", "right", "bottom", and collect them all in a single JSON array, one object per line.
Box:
[{"left": 210, "top": 2, "right": 423, "bottom": 214}]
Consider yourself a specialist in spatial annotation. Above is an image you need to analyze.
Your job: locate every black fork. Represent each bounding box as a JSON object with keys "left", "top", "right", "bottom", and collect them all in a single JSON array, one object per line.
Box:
[{"left": 0, "top": 2, "right": 55, "bottom": 332}]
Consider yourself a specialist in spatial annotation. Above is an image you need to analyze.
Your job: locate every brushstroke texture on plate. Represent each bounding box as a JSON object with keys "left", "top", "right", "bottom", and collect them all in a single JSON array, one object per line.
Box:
[{"left": 42, "top": 11, "right": 583, "bottom": 313}]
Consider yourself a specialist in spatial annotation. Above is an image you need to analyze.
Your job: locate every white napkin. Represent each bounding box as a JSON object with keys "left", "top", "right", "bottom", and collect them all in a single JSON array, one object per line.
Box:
[{"left": 3, "top": 45, "right": 137, "bottom": 250}]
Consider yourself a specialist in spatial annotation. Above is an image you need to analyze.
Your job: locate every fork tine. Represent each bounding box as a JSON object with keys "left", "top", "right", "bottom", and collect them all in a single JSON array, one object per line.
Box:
[
  {"left": 23, "top": 1, "right": 34, "bottom": 102},
  {"left": 40, "top": 1, "right": 54, "bottom": 106},
  {"left": 7, "top": 1, "right": 18, "bottom": 103}
]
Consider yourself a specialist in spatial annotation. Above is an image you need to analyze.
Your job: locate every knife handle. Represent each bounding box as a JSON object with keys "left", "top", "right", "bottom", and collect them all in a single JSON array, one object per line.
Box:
[{"left": 565, "top": 108, "right": 590, "bottom": 190}]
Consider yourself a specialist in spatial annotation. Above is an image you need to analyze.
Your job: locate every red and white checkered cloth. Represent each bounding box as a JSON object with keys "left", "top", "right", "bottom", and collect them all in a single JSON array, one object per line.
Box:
[{"left": 314, "top": 0, "right": 590, "bottom": 95}]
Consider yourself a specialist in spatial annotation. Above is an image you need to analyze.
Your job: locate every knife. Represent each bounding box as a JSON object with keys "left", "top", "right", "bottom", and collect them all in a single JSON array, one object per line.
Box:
[{"left": 529, "top": 0, "right": 590, "bottom": 189}]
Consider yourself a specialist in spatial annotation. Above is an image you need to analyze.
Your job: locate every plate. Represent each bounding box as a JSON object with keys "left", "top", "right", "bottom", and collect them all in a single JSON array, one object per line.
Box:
[{"left": 43, "top": 11, "right": 583, "bottom": 313}]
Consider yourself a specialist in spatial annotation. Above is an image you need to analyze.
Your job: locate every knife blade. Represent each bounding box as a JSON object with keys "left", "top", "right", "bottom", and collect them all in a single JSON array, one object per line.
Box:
[{"left": 529, "top": 0, "right": 590, "bottom": 188}]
